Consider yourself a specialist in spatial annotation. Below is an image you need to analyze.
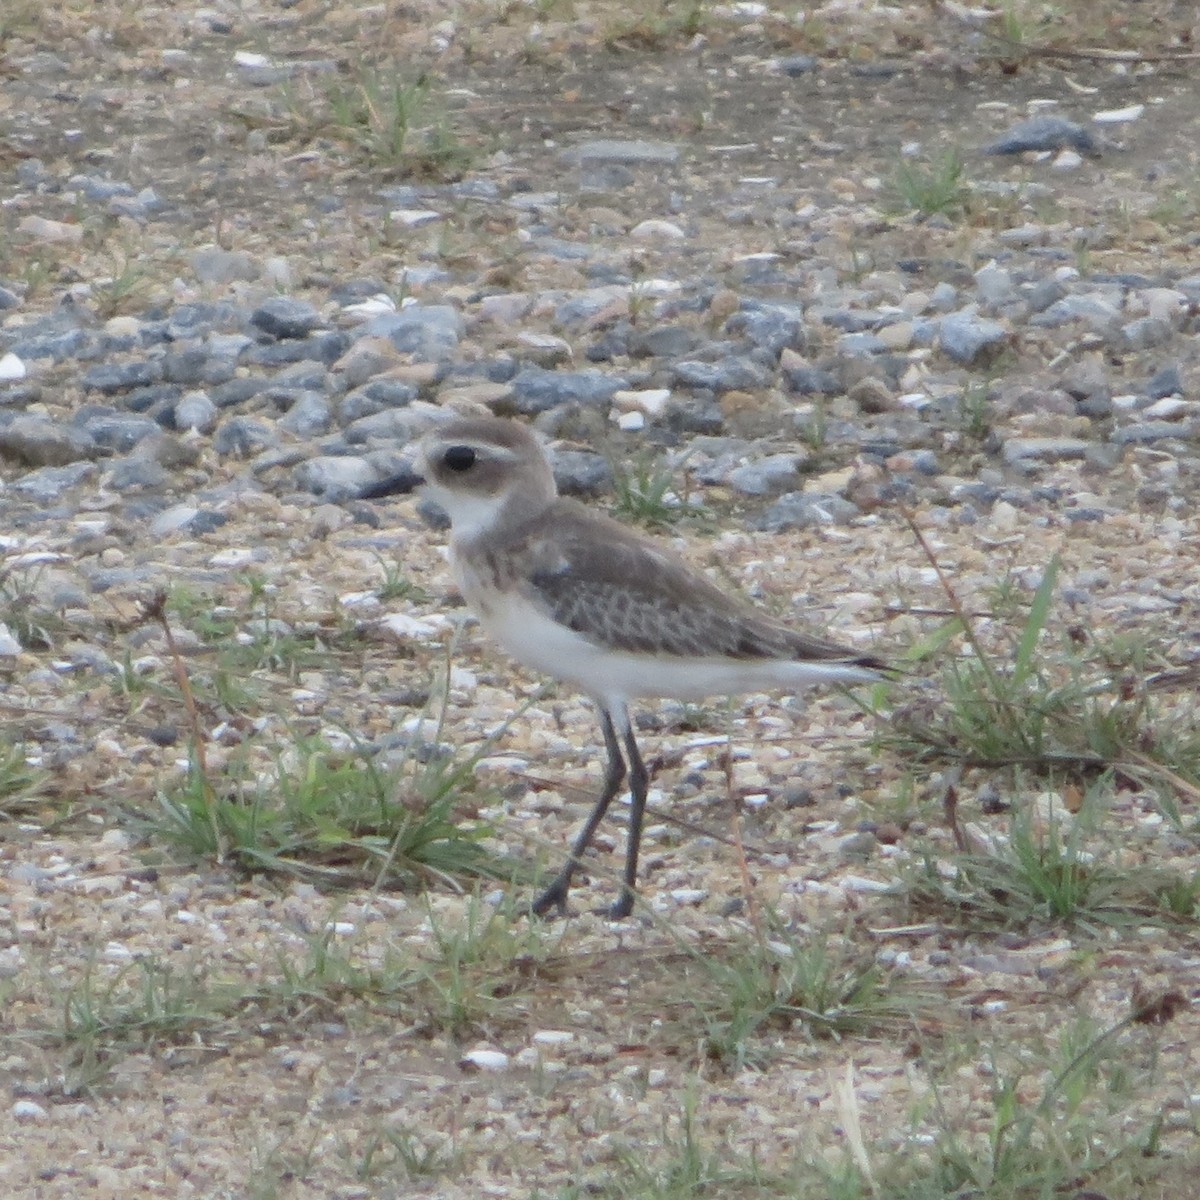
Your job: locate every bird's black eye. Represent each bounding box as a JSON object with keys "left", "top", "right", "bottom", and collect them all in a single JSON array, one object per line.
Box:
[{"left": 442, "top": 445, "right": 476, "bottom": 472}]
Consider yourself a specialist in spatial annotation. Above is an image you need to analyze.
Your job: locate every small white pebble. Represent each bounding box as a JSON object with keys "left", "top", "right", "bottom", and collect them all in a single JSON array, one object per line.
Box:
[
  {"left": 389, "top": 209, "right": 442, "bottom": 227},
  {"left": 0, "top": 352, "right": 26, "bottom": 381},
  {"left": 376, "top": 613, "right": 446, "bottom": 641},
  {"left": 12, "top": 1100, "right": 48, "bottom": 1122},
  {"left": 629, "top": 218, "right": 686, "bottom": 240},
  {"left": 532, "top": 1030, "right": 574, "bottom": 1046},
  {"left": 1093, "top": 103, "right": 1144, "bottom": 123},
  {"left": 841, "top": 875, "right": 895, "bottom": 894},
  {"left": 460, "top": 1049, "right": 510, "bottom": 1072}
]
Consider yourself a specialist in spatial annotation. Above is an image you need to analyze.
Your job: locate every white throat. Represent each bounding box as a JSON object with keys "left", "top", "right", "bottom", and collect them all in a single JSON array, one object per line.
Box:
[{"left": 422, "top": 482, "right": 509, "bottom": 544}]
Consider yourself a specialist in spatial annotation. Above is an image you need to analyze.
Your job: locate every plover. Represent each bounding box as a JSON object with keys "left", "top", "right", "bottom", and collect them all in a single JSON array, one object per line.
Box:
[{"left": 365, "top": 416, "right": 888, "bottom": 919}]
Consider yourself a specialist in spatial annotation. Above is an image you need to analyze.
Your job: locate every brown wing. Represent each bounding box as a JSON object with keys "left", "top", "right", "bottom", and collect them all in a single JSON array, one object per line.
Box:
[{"left": 521, "top": 501, "right": 885, "bottom": 668}]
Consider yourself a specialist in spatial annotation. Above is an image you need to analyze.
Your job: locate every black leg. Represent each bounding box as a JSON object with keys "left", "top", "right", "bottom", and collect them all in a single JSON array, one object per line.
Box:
[
  {"left": 531, "top": 706, "right": 626, "bottom": 917},
  {"left": 607, "top": 718, "right": 648, "bottom": 920}
]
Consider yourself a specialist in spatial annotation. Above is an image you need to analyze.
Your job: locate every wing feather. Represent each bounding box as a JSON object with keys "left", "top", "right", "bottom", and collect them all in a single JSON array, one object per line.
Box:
[{"left": 519, "top": 501, "right": 883, "bottom": 668}]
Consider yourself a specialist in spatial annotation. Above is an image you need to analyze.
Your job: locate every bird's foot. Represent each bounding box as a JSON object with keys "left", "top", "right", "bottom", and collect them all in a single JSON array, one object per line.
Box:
[
  {"left": 604, "top": 890, "right": 636, "bottom": 921},
  {"left": 530, "top": 878, "right": 571, "bottom": 919}
]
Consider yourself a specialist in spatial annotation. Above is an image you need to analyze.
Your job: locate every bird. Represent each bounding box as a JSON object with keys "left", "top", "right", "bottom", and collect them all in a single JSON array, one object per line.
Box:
[{"left": 363, "top": 416, "right": 888, "bottom": 919}]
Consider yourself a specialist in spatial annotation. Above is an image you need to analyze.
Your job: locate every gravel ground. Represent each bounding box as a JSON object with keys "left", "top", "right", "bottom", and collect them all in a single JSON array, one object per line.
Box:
[{"left": 2, "top": 1, "right": 1199, "bottom": 1197}]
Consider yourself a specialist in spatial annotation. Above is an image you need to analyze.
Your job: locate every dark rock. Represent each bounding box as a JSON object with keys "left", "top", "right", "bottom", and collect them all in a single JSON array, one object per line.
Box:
[
  {"left": 551, "top": 450, "right": 613, "bottom": 496},
  {"left": 249, "top": 296, "right": 323, "bottom": 340},
  {"left": 670, "top": 357, "right": 769, "bottom": 393},
  {"left": 628, "top": 325, "right": 700, "bottom": 359},
  {"left": 293, "top": 455, "right": 379, "bottom": 499},
  {"left": 278, "top": 390, "right": 332, "bottom": 437},
  {"left": 82, "top": 359, "right": 163, "bottom": 393},
  {"left": 213, "top": 416, "right": 278, "bottom": 457},
  {"left": 106, "top": 456, "right": 170, "bottom": 490},
  {"left": 1146, "top": 364, "right": 1183, "bottom": 399},
  {"left": 777, "top": 54, "right": 818, "bottom": 76},
  {"left": 174, "top": 391, "right": 218, "bottom": 433},
  {"left": 363, "top": 305, "right": 463, "bottom": 361},
  {"left": 753, "top": 491, "right": 860, "bottom": 531},
  {"left": 983, "top": 116, "right": 1099, "bottom": 156},
  {"left": 782, "top": 363, "right": 840, "bottom": 395},
  {"left": 0, "top": 415, "right": 96, "bottom": 466},
  {"left": 508, "top": 367, "right": 626, "bottom": 414},
  {"left": 9, "top": 461, "right": 97, "bottom": 500},
  {"left": 75, "top": 409, "right": 160, "bottom": 452},
  {"left": 211, "top": 378, "right": 264, "bottom": 407},
  {"left": 938, "top": 314, "right": 1008, "bottom": 365}
]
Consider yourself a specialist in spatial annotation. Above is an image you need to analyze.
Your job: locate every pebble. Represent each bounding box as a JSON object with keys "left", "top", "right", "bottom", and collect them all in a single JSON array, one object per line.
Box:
[
  {"left": 938, "top": 314, "right": 1008, "bottom": 365},
  {"left": 250, "top": 296, "right": 323, "bottom": 340},
  {"left": 0, "top": 352, "right": 26, "bottom": 380},
  {"left": 459, "top": 1048, "right": 510, "bottom": 1072},
  {"left": 983, "top": 116, "right": 1099, "bottom": 157},
  {"left": 565, "top": 139, "right": 681, "bottom": 166}
]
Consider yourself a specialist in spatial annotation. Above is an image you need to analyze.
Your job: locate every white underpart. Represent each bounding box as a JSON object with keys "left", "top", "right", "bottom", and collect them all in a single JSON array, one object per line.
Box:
[
  {"left": 420, "top": 478, "right": 505, "bottom": 543},
  {"left": 452, "top": 573, "right": 879, "bottom": 710}
]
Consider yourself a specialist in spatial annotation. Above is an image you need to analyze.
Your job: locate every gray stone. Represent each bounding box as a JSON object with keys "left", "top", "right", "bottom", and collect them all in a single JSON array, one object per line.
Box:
[
  {"left": 1026, "top": 278, "right": 1067, "bottom": 312},
  {"left": 837, "top": 332, "right": 887, "bottom": 356},
  {"left": 729, "top": 304, "right": 806, "bottom": 355},
  {"left": 551, "top": 450, "right": 613, "bottom": 497},
  {"left": 974, "top": 265, "right": 1017, "bottom": 305},
  {"left": 250, "top": 296, "right": 323, "bottom": 340},
  {"left": 278, "top": 390, "right": 332, "bottom": 437},
  {"left": 213, "top": 416, "right": 278, "bottom": 457},
  {"left": 190, "top": 247, "right": 260, "bottom": 284},
  {"left": 174, "top": 391, "right": 218, "bottom": 433},
  {"left": 82, "top": 359, "right": 163, "bottom": 393},
  {"left": 9, "top": 461, "right": 97, "bottom": 500},
  {"left": 782, "top": 363, "right": 840, "bottom": 395},
  {"left": 105, "top": 456, "right": 170, "bottom": 490},
  {"left": 293, "top": 455, "right": 381, "bottom": 499},
  {"left": 628, "top": 325, "right": 702, "bottom": 359},
  {"left": 1146, "top": 364, "right": 1183, "bottom": 399},
  {"left": 727, "top": 454, "right": 807, "bottom": 496},
  {"left": 343, "top": 408, "right": 439, "bottom": 445},
  {"left": 671, "top": 357, "right": 770, "bottom": 393},
  {"left": 211, "top": 378, "right": 264, "bottom": 408},
  {"left": 0, "top": 415, "right": 96, "bottom": 466},
  {"left": 564, "top": 140, "right": 681, "bottom": 166},
  {"left": 929, "top": 282, "right": 959, "bottom": 312},
  {"left": 76, "top": 410, "right": 159, "bottom": 452},
  {"left": 161, "top": 346, "right": 216, "bottom": 385},
  {"left": 754, "top": 491, "right": 860, "bottom": 531},
  {"left": 777, "top": 54, "right": 818, "bottom": 76},
  {"left": 1121, "top": 317, "right": 1171, "bottom": 351},
  {"left": 983, "top": 116, "right": 1099, "bottom": 156},
  {"left": 1111, "top": 421, "right": 1198, "bottom": 445},
  {"left": 509, "top": 367, "right": 626, "bottom": 414},
  {"left": 938, "top": 314, "right": 1008, "bottom": 365},
  {"left": 1001, "top": 437, "right": 1090, "bottom": 465},
  {"left": 364, "top": 305, "right": 463, "bottom": 361},
  {"left": 1032, "top": 294, "right": 1121, "bottom": 329}
]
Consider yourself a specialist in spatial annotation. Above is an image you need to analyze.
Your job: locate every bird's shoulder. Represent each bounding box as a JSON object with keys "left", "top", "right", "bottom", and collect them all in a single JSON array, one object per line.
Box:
[{"left": 516, "top": 499, "right": 729, "bottom": 605}]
